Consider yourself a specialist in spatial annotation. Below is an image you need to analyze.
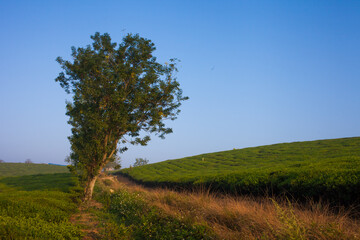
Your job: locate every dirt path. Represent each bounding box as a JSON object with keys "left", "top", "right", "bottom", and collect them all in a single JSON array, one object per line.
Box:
[
  {"left": 70, "top": 199, "right": 103, "bottom": 240},
  {"left": 69, "top": 174, "right": 135, "bottom": 240},
  {"left": 114, "top": 175, "right": 138, "bottom": 187},
  {"left": 103, "top": 174, "right": 146, "bottom": 191}
]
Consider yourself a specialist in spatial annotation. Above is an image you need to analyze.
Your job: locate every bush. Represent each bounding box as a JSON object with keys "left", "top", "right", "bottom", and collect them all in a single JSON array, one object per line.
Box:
[
  {"left": 0, "top": 173, "right": 83, "bottom": 239},
  {"left": 96, "top": 189, "right": 213, "bottom": 239},
  {"left": 120, "top": 137, "right": 360, "bottom": 206}
]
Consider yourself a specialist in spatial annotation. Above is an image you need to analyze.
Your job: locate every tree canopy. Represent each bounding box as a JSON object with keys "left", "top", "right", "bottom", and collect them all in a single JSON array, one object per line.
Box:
[
  {"left": 133, "top": 158, "right": 149, "bottom": 167},
  {"left": 56, "top": 32, "right": 188, "bottom": 201},
  {"left": 25, "top": 159, "right": 33, "bottom": 164}
]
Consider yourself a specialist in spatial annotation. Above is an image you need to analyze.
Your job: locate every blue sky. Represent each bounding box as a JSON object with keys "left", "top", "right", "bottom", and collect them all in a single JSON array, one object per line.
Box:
[{"left": 1, "top": 0, "right": 359, "bottom": 167}]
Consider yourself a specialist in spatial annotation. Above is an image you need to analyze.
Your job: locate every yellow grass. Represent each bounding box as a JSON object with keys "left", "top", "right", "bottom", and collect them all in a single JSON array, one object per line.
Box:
[{"left": 101, "top": 175, "right": 360, "bottom": 240}]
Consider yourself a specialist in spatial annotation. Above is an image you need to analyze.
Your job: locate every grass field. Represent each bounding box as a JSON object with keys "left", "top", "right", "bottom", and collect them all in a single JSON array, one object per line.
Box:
[
  {"left": 120, "top": 137, "right": 360, "bottom": 206},
  {"left": 0, "top": 162, "right": 68, "bottom": 177},
  {"left": 0, "top": 164, "right": 83, "bottom": 239}
]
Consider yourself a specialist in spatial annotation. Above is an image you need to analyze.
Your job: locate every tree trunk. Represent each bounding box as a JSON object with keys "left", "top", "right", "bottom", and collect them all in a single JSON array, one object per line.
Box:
[
  {"left": 82, "top": 152, "right": 115, "bottom": 202},
  {"left": 83, "top": 175, "right": 98, "bottom": 202}
]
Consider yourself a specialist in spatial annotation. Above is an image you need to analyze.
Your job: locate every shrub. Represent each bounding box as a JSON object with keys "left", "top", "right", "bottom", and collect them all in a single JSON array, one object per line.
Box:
[
  {"left": 119, "top": 137, "right": 360, "bottom": 206},
  {"left": 96, "top": 189, "right": 213, "bottom": 239},
  {"left": 0, "top": 173, "right": 83, "bottom": 239}
]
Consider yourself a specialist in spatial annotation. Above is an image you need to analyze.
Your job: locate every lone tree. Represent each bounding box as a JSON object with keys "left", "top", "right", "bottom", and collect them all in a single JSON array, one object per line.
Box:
[
  {"left": 25, "top": 159, "right": 33, "bottom": 164},
  {"left": 56, "top": 32, "right": 187, "bottom": 201},
  {"left": 133, "top": 158, "right": 149, "bottom": 167}
]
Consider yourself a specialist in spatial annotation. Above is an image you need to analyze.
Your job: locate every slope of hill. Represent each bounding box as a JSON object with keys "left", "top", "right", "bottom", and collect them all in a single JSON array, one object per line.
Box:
[
  {"left": 120, "top": 137, "right": 360, "bottom": 205},
  {"left": 0, "top": 162, "right": 68, "bottom": 177}
]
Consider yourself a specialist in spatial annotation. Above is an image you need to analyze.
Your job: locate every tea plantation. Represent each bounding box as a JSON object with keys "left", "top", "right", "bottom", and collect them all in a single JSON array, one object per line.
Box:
[
  {"left": 0, "top": 162, "right": 68, "bottom": 177},
  {"left": 120, "top": 137, "right": 360, "bottom": 205},
  {"left": 0, "top": 164, "right": 83, "bottom": 239}
]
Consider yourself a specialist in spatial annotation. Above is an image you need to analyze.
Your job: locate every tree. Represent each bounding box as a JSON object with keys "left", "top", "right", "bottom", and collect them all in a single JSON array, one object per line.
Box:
[
  {"left": 25, "top": 159, "right": 33, "bottom": 164},
  {"left": 0, "top": 159, "right": 4, "bottom": 163},
  {"left": 133, "top": 158, "right": 149, "bottom": 167},
  {"left": 56, "top": 32, "right": 188, "bottom": 201},
  {"left": 104, "top": 155, "right": 121, "bottom": 172}
]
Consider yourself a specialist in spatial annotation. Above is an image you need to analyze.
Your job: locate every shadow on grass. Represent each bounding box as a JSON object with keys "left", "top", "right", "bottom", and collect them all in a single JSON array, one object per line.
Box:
[{"left": 0, "top": 173, "right": 77, "bottom": 192}]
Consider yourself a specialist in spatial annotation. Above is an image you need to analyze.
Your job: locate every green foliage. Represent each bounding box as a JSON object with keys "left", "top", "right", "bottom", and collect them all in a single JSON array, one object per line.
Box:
[
  {"left": 271, "top": 199, "right": 306, "bottom": 240},
  {"left": 133, "top": 158, "right": 149, "bottom": 167},
  {"left": 0, "top": 163, "right": 68, "bottom": 177},
  {"left": 95, "top": 189, "right": 213, "bottom": 240},
  {"left": 56, "top": 32, "right": 187, "bottom": 200},
  {"left": 0, "top": 173, "right": 78, "bottom": 192},
  {"left": 120, "top": 137, "right": 360, "bottom": 205},
  {"left": 0, "top": 173, "right": 83, "bottom": 239},
  {"left": 269, "top": 199, "right": 348, "bottom": 239},
  {"left": 103, "top": 179, "right": 113, "bottom": 186}
]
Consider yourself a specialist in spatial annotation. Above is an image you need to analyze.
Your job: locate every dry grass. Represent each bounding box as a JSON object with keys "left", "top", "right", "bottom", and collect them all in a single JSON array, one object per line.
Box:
[{"left": 101, "top": 175, "right": 360, "bottom": 240}]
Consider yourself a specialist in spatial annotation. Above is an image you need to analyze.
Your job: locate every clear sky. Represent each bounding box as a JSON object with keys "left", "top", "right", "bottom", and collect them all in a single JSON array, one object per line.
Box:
[{"left": 1, "top": 0, "right": 359, "bottom": 167}]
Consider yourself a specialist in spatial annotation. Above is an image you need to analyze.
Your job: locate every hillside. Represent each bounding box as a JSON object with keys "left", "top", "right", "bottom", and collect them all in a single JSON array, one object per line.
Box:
[
  {"left": 0, "top": 162, "right": 69, "bottom": 177},
  {"left": 120, "top": 137, "right": 360, "bottom": 205}
]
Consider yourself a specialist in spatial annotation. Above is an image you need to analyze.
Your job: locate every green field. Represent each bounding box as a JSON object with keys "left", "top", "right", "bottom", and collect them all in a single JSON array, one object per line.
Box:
[
  {"left": 120, "top": 137, "right": 360, "bottom": 205},
  {"left": 0, "top": 164, "right": 82, "bottom": 239},
  {"left": 0, "top": 162, "right": 68, "bottom": 177}
]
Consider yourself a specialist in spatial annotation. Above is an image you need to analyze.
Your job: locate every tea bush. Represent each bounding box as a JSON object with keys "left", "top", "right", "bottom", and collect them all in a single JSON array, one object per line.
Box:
[
  {"left": 0, "top": 173, "right": 83, "bottom": 239},
  {"left": 0, "top": 163, "right": 68, "bottom": 177},
  {"left": 120, "top": 137, "right": 360, "bottom": 205}
]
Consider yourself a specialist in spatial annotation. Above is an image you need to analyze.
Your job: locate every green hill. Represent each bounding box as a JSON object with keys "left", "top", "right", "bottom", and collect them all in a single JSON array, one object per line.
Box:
[
  {"left": 0, "top": 163, "right": 69, "bottom": 177},
  {"left": 120, "top": 137, "right": 360, "bottom": 205}
]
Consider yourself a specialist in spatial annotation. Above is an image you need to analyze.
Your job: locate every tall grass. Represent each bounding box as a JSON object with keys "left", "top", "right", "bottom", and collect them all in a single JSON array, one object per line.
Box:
[
  {"left": 106, "top": 175, "right": 360, "bottom": 240},
  {"left": 94, "top": 176, "right": 214, "bottom": 239}
]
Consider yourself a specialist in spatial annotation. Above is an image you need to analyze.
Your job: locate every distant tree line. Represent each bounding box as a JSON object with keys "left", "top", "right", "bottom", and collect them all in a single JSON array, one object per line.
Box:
[{"left": 0, "top": 159, "right": 36, "bottom": 163}]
